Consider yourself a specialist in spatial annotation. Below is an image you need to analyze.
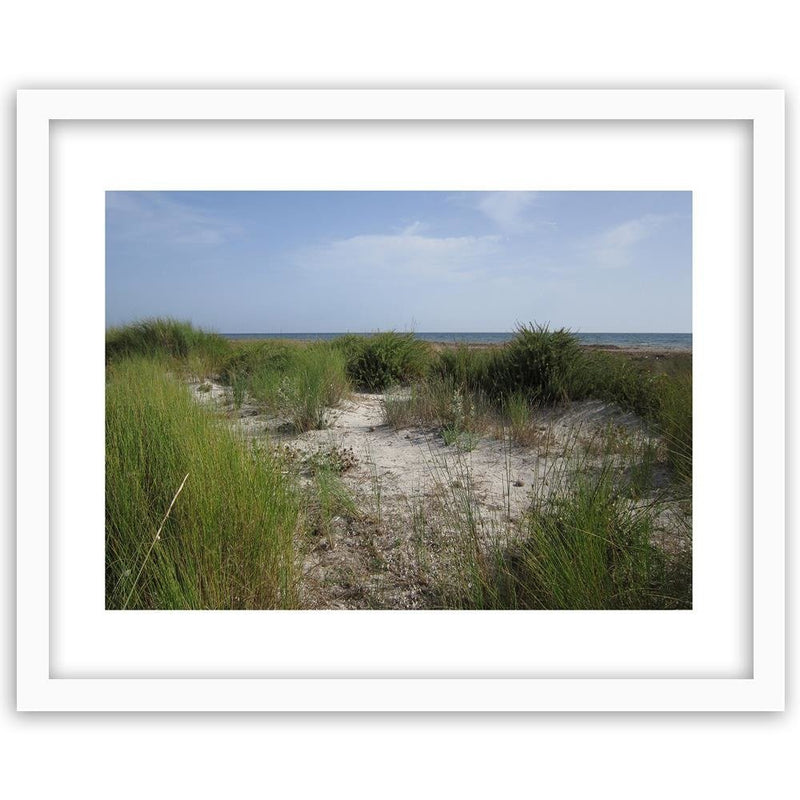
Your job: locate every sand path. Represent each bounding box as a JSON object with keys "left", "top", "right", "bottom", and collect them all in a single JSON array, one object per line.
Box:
[{"left": 191, "top": 380, "right": 677, "bottom": 608}]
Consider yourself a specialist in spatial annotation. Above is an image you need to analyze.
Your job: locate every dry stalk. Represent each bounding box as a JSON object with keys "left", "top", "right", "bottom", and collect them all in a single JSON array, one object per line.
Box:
[{"left": 123, "top": 472, "right": 189, "bottom": 609}]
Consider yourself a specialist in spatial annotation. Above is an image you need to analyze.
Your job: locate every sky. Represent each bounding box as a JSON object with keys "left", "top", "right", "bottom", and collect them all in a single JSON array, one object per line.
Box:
[{"left": 106, "top": 191, "right": 692, "bottom": 333}]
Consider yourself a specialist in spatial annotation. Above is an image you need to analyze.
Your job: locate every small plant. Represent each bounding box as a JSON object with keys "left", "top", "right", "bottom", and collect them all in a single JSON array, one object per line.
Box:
[
  {"left": 304, "top": 445, "right": 359, "bottom": 476},
  {"left": 441, "top": 385, "right": 486, "bottom": 450},
  {"left": 307, "top": 466, "right": 361, "bottom": 547},
  {"left": 382, "top": 388, "right": 416, "bottom": 429},
  {"left": 384, "top": 376, "right": 489, "bottom": 452},
  {"left": 229, "top": 370, "right": 247, "bottom": 409},
  {"left": 504, "top": 391, "right": 540, "bottom": 446}
]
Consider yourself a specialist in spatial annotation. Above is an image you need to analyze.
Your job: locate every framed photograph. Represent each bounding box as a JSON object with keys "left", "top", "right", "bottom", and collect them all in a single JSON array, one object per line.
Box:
[{"left": 17, "top": 89, "right": 784, "bottom": 711}]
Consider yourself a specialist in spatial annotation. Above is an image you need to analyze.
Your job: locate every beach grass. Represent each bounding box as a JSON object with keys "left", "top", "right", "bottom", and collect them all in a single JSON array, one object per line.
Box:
[
  {"left": 226, "top": 341, "right": 350, "bottom": 432},
  {"left": 105, "top": 356, "right": 300, "bottom": 609},
  {"left": 426, "top": 429, "right": 690, "bottom": 611},
  {"left": 429, "top": 325, "right": 692, "bottom": 484},
  {"left": 106, "top": 317, "right": 230, "bottom": 374},
  {"left": 105, "top": 320, "right": 691, "bottom": 610}
]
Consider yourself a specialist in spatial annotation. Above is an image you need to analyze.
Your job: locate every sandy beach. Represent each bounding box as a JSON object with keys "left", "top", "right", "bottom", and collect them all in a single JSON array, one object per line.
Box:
[{"left": 192, "top": 376, "right": 690, "bottom": 609}]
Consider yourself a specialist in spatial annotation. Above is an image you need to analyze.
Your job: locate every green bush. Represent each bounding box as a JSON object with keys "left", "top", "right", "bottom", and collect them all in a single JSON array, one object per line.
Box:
[
  {"left": 486, "top": 324, "right": 587, "bottom": 404},
  {"left": 432, "top": 326, "right": 590, "bottom": 406},
  {"left": 334, "top": 331, "right": 431, "bottom": 391},
  {"left": 580, "top": 350, "right": 661, "bottom": 418}
]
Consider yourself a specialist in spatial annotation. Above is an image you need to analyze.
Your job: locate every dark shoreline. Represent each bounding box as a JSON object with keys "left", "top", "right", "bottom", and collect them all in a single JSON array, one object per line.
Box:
[{"left": 226, "top": 335, "right": 691, "bottom": 357}]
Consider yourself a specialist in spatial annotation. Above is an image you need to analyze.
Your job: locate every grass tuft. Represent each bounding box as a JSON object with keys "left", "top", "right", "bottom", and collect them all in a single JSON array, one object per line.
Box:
[
  {"left": 106, "top": 318, "right": 230, "bottom": 375},
  {"left": 220, "top": 341, "right": 350, "bottom": 432},
  {"left": 106, "top": 357, "right": 300, "bottom": 609}
]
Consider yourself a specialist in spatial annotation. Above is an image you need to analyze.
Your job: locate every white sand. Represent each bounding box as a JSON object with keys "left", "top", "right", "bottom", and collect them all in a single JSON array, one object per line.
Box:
[{"left": 191, "top": 380, "right": 687, "bottom": 608}]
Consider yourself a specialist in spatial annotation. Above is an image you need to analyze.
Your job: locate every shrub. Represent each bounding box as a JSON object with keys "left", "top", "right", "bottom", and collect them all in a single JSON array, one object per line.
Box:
[
  {"left": 334, "top": 331, "right": 431, "bottom": 391},
  {"left": 487, "top": 324, "right": 587, "bottom": 404}
]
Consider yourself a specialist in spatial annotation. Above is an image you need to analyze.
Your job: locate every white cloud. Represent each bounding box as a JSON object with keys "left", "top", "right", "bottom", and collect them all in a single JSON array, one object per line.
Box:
[
  {"left": 399, "top": 220, "right": 429, "bottom": 236},
  {"left": 106, "top": 192, "right": 240, "bottom": 246},
  {"left": 475, "top": 191, "right": 547, "bottom": 234},
  {"left": 589, "top": 214, "right": 668, "bottom": 267},
  {"left": 294, "top": 230, "right": 503, "bottom": 281}
]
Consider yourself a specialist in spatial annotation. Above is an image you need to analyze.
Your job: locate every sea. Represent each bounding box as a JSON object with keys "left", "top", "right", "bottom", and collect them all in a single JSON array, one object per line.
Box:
[{"left": 224, "top": 331, "right": 692, "bottom": 351}]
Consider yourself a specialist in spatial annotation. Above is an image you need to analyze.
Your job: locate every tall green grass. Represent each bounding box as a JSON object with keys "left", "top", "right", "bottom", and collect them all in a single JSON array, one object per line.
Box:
[
  {"left": 106, "top": 357, "right": 300, "bottom": 609},
  {"left": 657, "top": 371, "right": 692, "bottom": 485},
  {"left": 430, "top": 325, "right": 692, "bottom": 484},
  {"left": 432, "top": 343, "right": 495, "bottom": 393},
  {"left": 506, "top": 465, "right": 666, "bottom": 609},
  {"left": 221, "top": 341, "right": 350, "bottom": 432},
  {"left": 106, "top": 317, "right": 230, "bottom": 375},
  {"left": 426, "top": 431, "right": 690, "bottom": 610},
  {"left": 219, "top": 339, "right": 296, "bottom": 382},
  {"left": 579, "top": 349, "right": 692, "bottom": 485}
]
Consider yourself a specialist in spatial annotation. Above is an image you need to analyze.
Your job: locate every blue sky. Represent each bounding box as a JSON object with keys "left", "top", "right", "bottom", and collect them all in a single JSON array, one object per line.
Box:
[{"left": 106, "top": 191, "right": 691, "bottom": 333}]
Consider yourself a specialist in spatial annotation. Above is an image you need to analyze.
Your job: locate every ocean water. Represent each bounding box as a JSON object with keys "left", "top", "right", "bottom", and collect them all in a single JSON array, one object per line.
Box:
[{"left": 224, "top": 331, "right": 692, "bottom": 351}]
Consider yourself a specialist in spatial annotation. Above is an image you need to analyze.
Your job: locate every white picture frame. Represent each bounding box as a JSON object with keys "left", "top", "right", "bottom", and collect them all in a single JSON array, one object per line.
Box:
[{"left": 17, "top": 89, "right": 785, "bottom": 711}]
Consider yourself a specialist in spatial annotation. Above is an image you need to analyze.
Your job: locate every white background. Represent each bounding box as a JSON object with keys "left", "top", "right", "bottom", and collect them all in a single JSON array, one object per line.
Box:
[{"left": 2, "top": 2, "right": 795, "bottom": 798}]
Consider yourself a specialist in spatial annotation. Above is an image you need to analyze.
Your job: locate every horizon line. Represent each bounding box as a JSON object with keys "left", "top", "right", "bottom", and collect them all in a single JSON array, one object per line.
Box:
[{"left": 219, "top": 329, "right": 693, "bottom": 335}]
